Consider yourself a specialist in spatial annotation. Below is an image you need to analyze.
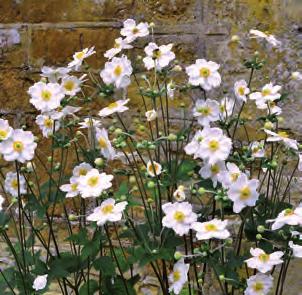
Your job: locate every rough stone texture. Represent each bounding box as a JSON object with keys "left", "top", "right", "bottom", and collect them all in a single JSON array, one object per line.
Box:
[{"left": 1, "top": 0, "right": 302, "bottom": 294}]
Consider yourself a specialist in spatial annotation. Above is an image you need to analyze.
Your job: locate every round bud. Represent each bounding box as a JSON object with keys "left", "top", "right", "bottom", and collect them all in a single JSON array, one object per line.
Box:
[
  {"left": 214, "top": 195, "right": 220, "bottom": 201},
  {"left": 198, "top": 187, "right": 206, "bottom": 195},
  {"left": 172, "top": 65, "right": 182, "bottom": 72},
  {"left": 149, "top": 22, "right": 155, "bottom": 28},
  {"left": 270, "top": 160, "right": 278, "bottom": 169},
  {"left": 193, "top": 248, "right": 201, "bottom": 254},
  {"left": 257, "top": 225, "right": 265, "bottom": 233},
  {"left": 147, "top": 181, "right": 155, "bottom": 189},
  {"left": 120, "top": 195, "right": 127, "bottom": 201},
  {"left": 197, "top": 278, "right": 203, "bottom": 284},
  {"left": 174, "top": 251, "right": 183, "bottom": 260},
  {"left": 129, "top": 176, "right": 136, "bottom": 184},
  {"left": 68, "top": 214, "right": 77, "bottom": 221},
  {"left": 132, "top": 185, "right": 138, "bottom": 191},
  {"left": 138, "top": 125, "right": 145, "bottom": 132},
  {"left": 225, "top": 238, "right": 233, "bottom": 246},
  {"left": 231, "top": 35, "right": 240, "bottom": 42},
  {"left": 219, "top": 275, "right": 225, "bottom": 281},
  {"left": 47, "top": 156, "right": 52, "bottom": 162},
  {"left": 151, "top": 249, "right": 158, "bottom": 254},
  {"left": 147, "top": 198, "right": 153, "bottom": 203},
  {"left": 114, "top": 128, "right": 123, "bottom": 135},
  {"left": 28, "top": 181, "right": 34, "bottom": 187},
  {"left": 167, "top": 133, "right": 177, "bottom": 141},
  {"left": 264, "top": 121, "right": 274, "bottom": 130},
  {"left": 94, "top": 158, "right": 104, "bottom": 167},
  {"left": 277, "top": 116, "right": 284, "bottom": 123},
  {"left": 256, "top": 234, "right": 262, "bottom": 240}
]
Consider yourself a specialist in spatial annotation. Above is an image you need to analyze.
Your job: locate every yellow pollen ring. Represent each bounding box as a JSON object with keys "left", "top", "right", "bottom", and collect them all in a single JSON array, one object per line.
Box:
[
  {"left": 101, "top": 204, "right": 114, "bottom": 214},
  {"left": 13, "top": 141, "right": 24, "bottom": 152},
  {"left": 173, "top": 211, "right": 185, "bottom": 222},
  {"left": 199, "top": 67, "right": 210, "bottom": 78}
]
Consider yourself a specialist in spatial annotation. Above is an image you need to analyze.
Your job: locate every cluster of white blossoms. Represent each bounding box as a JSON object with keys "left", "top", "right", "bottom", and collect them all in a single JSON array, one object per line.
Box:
[
  {"left": 0, "top": 119, "right": 37, "bottom": 163},
  {"left": 60, "top": 162, "right": 113, "bottom": 199}
]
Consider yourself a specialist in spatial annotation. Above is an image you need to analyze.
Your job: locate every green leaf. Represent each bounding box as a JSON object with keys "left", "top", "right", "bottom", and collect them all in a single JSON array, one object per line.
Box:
[
  {"left": 93, "top": 256, "right": 115, "bottom": 276},
  {"left": 79, "top": 280, "right": 98, "bottom": 295}
]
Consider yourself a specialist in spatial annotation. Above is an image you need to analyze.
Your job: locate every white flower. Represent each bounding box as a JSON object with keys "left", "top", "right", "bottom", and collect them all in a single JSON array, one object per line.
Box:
[
  {"left": 228, "top": 174, "right": 259, "bottom": 213},
  {"left": 256, "top": 99, "right": 282, "bottom": 115},
  {"left": 291, "top": 71, "right": 302, "bottom": 81},
  {"left": 0, "top": 119, "right": 13, "bottom": 141},
  {"left": 173, "top": 185, "right": 186, "bottom": 202},
  {"left": 184, "top": 128, "right": 209, "bottom": 158},
  {"left": 219, "top": 97, "right": 235, "bottom": 119},
  {"left": 289, "top": 241, "right": 302, "bottom": 258},
  {"left": 186, "top": 59, "right": 221, "bottom": 91},
  {"left": 35, "top": 114, "right": 60, "bottom": 138},
  {"left": 193, "top": 99, "right": 220, "bottom": 126},
  {"left": 98, "top": 99, "right": 129, "bottom": 117},
  {"left": 162, "top": 202, "right": 197, "bottom": 236},
  {"left": 60, "top": 176, "right": 79, "bottom": 198},
  {"left": 143, "top": 42, "right": 175, "bottom": 70},
  {"left": 5, "top": 171, "right": 26, "bottom": 197},
  {"left": 49, "top": 105, "right": 81, "bottom": 121},
  {"left": 0, "top": 195, "right": 4, "bottom": 211},
  {"left": 104, "top": 37, "right": 133, "bottom": 60},
  {"left": 87, "top": 198, "right": 127, "bottom": 226},
  {"left": 196, "top": 127, "right": 232, "bottom": 165},
  {"left": 68, "top": 47, "right": 95, "bottom": 70},
  {"left": 245, "top": 248, "right": 283, "bottom": 273},
  {"left": 264, "top": 129, "right": 298, "bottom": 150},
  {"left": 244, "top": 274, "right": 273, "bottom": 295},
  {"left": 78, "top": 169, "right": 113, "bottom": 198},
  {"left": 199, "top": 161, "right": 226, "bottom": 188},
  {"left": 267, "top": 207, "right": 302, "bottom": 230},
  {"left": 192, "top": 218, "right": 230, "bottom": 240},
  {"left": 0, "top": 129, "right": 37, "bottom": 163},
  {"left": 33, "top": 274, "right": 48, "bottom": 291},
  {"left": 168, "top": 259, "right": 189, "bottom": 295},
  {"left": 250, "top": 141, "right": 265, "bottom": 158},
  {"left": 41, "top": 66, "right": 70, "bottom": 83},
  {"left": 78, "top": 118, "right": 102, "bottom": 129},
  {"left": 234, "top": 80, "right": 250, "bottom": 102},
  {"left": 167, "top": 81, "right": 176, "bottom": 99},
  {"left": 250, "top": 29, "right": 281, "bottom": 47},
  {"left": 28, "top": 81, "right": 64, "bottom": 112},
  {"left": 145, "top": 109, "right": 157, "bottom": 122},
  {"left": 61, "top": 75, "right": 82, "bottom": 96},
  {"left": 100, "top": 55, "right": 133, "bottom": 88},
  {"left": 72, "top": 162, "right": 93, "bottom": 180},
  {"left": 249, "top": 83, "right": 281, "bottom": 108},
  {"left": 218, "top": 162, "right": 242, "bottom": 189},
  {"left": 120, "top": 19, "right": 149, "bottom": 43},
  {"left": 95, "top": 128, "right": 116, "bottom": 160},
  {"left": 146, "top": 160, "right": 162, "bottom": 177}
]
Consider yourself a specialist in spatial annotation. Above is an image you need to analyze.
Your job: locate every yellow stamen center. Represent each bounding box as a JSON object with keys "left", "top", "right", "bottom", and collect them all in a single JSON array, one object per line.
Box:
[
  {"left": 114, "top": 65, "right": 123, "bottom": 76},
  {"left": 208, "top": 140, "right": 219, "bottom": 151},
  {"left": 101, "top": 204, "right": 114, "bottom": 215},
  {"left": 199, "top": 67, "right": 210, "bottom": 78},
  {"left": 148, "top": 163, "right": 160, "bottom": 174},
  {"left": 173, "top": 211, "right": 185, "bottom": 222},
  {"left": 153, "top": 49, "right": 162, "bottom": 59},
  {"left": 284, "top": 208, "right": 294, "bottom": 216},
  {"left": 75, "top": 51, "right": 85, "bottom": 60},
  {"left": 71, "top": 183, "right": 78, "bottom": 191},
  {"left": 41, "top": 90, "right": 52, "bottom": 101},
  {"left": 132, "top": 27, "right": 139, "bottom": 34},
  {"left": 262, "top": 88, "right": 271, "bottom": 96},
  {"left": 87, "top": 176, "right": 99, "bottom": 187},
  {"left": 11, "top": 179, "right": 18, "bottom": 189},
  {"left": 253, "top": 282, "right": 264, "bottom": 292},
  {"left": 210, "top": 164, "right": 220, "bottom": 174},
  {"left": 277, "top": 131, "right": 288, "bottom": 138},
  {"left": 205, "top": 223, "right": 217, "bottom": 232},
  {"left": 259, "top": 253, "right": 270, "bottom": 263},
  {"left": 79, "top": 168, "right": 88, "bottom": 176},
  {"left": 64, "top": 80, "right": 75, "bottom": 91},
  {"left": 238, "top": 86, "right": 246, "bottom": 96},
  {"left": 13, "top": 141, "right": 24, "bottom": 152},
  {"left": 239, "top": 186, "right": 251, "bottom": 200},
  {"left": 0, "top": 130, "right": 8, "bottom": 140},
  {"left": 44, "top": 118, "right": 53, "bottom": 128},
  {"left": 231, "top": 173, "right": 240, "bottom": 182},
  {"left": 108, "top": 102, "right": 119, "bottom": 109},
  {"left": 197, "top": 107, "right": 211, "bottom": 116},
  {"left": 173, "top": 270, "right": 181, "bottom": 282},
  {"left": 98, "top": 137, "right": 108, "bottom": 149}
]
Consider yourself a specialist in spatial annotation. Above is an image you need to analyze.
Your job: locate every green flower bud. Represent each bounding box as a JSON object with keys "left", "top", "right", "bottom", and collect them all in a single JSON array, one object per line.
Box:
[
  {"left": 257, "top": 225, "right": 265, "bottom": 233},
  {"left": 147, "top": 198, "right": 153, "bottom": 203},
  {"left": 129, "top": 176, "right": 136, "bottom": 184},
  {"left": 147, "top": 181, "right": 156, "bottom": 189},
  {"left": 174, "top": 251, "right": 183, "bottom": 260},
  {"left": 120, "top": 195, "right": 127, "bottom": 201},
  {"left": 47, "top": 156, "right": 52, "bottom": 162},
  {"left": 68, "top": 214, "right": 77, "bottom": 221},
  {"left": 167, "top": 133, "right": 177, "bottom": 141},
  {"left": 198, "top": 187, "right": 206, "bottom": 195},
  {"left": 219, "top": 275, "right": 225, "bottom": 281},
  {"left": 114, "top": 128, "right": 123, "bottom": 135},
  {"left": 225, "top": 238, "right": 233, "bottom": 246},
  {"left": 94, "top": 158, "right": 104, "bottom": 167},
  {"left": 256, "top": 234, "right": 262, "bottom": 240},
  {"left": 151, "top": 249, "right": 158, "bottom": 254}
]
